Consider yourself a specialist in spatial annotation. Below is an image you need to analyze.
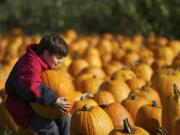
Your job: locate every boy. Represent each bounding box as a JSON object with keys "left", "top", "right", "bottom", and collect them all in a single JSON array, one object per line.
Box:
[{"left": 5, "top": 33, "right": 71, "bottom": 135}]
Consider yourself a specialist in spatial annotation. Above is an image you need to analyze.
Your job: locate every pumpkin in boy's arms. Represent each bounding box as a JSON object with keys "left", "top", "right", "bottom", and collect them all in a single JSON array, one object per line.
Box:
[{"left": 31, "top": 69, "right": 75, "bottom": 119}]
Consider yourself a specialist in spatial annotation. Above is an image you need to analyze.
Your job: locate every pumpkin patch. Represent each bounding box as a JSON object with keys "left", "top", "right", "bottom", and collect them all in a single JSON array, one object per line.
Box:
[{"left": 0, "top": 29, "right": 179, "bottom": 134}]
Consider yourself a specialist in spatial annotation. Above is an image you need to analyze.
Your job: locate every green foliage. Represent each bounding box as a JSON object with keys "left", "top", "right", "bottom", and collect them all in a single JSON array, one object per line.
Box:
[{"left": 0, "top": 0, "right": 179, "bottom": 38}]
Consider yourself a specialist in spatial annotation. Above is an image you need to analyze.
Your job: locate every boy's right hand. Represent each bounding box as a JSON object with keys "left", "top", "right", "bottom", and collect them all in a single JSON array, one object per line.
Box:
[{"left": 54, "top": 97, "right": 71, "bottom": 113}]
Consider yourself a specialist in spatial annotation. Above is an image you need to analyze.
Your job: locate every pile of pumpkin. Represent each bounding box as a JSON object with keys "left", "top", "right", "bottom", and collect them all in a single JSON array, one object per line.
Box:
[{"left": 0, "top": 28, "right": 180, "bottom": 135}]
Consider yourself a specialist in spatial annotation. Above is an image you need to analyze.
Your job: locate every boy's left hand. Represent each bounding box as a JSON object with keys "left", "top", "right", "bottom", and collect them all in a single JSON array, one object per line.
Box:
[{"left": 54, "top": 97, "right": 71, "bottom": 113}]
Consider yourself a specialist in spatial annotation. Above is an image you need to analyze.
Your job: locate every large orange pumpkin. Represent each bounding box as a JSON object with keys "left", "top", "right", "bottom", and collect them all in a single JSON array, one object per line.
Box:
[
  {"left": 31, "top": 70, "right": 75, "bottom": 119},
  {"left": 71, "top": 105, "right": 114, "bottom": 135}
]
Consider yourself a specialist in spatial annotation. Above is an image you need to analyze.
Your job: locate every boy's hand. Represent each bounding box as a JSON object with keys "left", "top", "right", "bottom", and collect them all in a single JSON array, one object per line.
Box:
[{"left": 54, "top": 97, "right": 71, "bottom": 113}]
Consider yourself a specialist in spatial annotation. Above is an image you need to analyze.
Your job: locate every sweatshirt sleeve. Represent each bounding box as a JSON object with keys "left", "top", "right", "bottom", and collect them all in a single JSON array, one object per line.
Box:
[{"left": 17, "top": 62, "right": 58, "bottom": 105}]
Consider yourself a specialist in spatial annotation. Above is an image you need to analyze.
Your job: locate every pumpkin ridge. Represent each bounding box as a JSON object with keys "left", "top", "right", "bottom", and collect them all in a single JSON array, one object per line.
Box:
[{"left": 91, "top": 107, "right": 102, "bottom": 135}]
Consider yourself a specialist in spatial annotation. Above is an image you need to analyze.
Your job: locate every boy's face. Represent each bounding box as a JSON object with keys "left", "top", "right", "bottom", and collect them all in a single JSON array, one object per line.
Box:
[{"left": 43, "top": 50, "right": 63, "bottom": 69}]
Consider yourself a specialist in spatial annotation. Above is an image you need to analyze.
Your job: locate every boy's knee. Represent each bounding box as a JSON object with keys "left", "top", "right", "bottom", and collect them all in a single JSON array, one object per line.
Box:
[{"left": 55, "top": 114, "right": 71, "bottom": 126}]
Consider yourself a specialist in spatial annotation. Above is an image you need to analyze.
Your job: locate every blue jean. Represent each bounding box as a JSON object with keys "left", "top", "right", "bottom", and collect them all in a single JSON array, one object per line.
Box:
[{"left": 28, "top": 112, "right": 71, "bottom": 135}]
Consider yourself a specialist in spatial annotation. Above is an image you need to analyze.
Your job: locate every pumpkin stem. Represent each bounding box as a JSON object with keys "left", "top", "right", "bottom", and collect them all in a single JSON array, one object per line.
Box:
[
  {"left": 175, "top": 66, "right": 180, "bottom": 71},
  {"left": 162, "top": 65, "right": 170, "bottom": 69},
  {"left": 141, "top": 85, "right": 147, "bottom": 91},
  {"left": 99, "top": 104, "right": 109, "bottom": 109},
  {"left": 111, "top": 75, "right": 116, "bottom": 80},
  {"left": 155, "top": 127, "right": 168, "bottom": 135},
  {"left": 173, "top": 84, "right": 180, "bottom": 95},
  {"left": 130, "top": 92, "right": 137, "bottom": 100},
  {"left": 152, "top": 100, "right": 158, "bottom": 107},
  {"left": 82, "top": 105, "right": 92, "bottom": 111},
  {"left": 123, "top": 118, "right": 133, "bottom": 133},
  {"left": 81, "top": 93, "right": 93, "bottom": 100},
  {"left": 167, "top": 71, "right": 175, "bottom": 76},
  {"left": 100, "top": 81, "right": 111, "bottom": 90},
  {"left": 73, "top": 54, "right": 80, "bottom": 60}
]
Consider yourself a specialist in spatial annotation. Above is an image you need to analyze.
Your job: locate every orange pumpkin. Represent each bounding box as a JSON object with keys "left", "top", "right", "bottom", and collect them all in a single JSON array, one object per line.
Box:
[
  {"left": 152, "top": 70, "right": 180, "bottom": 104},
  {"left": 80, "top": 75, "right": 104, "bottom": 94},
  {"left": 31, "top": 70, "right": 75, "bottom": 119},
  {"left": 126, "top": 78, "right": 146, "bottom": 90},
  {"left": 172, "top": 53, "right": 180, "bottom": 69},
  {"left": 74, "top": 91, "right": 83, "bottom": 101},
  {"left": 74, "top": 73, "right": 94, "bottom": 90},
  {"left": 122, "top": 52, "right": 140, "bottom": 66},
  {"left": 171, "top": 117, "right": 180, "bottom": 135},
  {"left": 132, "top": 86, "right": 161, "bottom": 106},
  {"left": 109, "top": 118, "right": 149, "bottom": 135},
  {"left": 135, "top": 101, "right": 162, "bottom": 134},
  {"left": 139, "top": 47, "right": 154, "bottom": 65},
  {"left": 71, "top": 105, "right": 114, "bottom": 135},
  {"left": 103, "top": 61, "right": 124, "bottom": 77},
  {"left": 168, "top": 40, "right": 180, "bottom": 57},
  {"left": 132, "top": 63, "right": 153, "bottom": 82},
  {"left": 94, "top": 90, "right": 115, "bottom": 105},
  {"left": 100, "top": 79, "right": 131, "bottom": 103},
  {"left": 154, "top": 46, "right": 174, "bottom": 66},
  {"left": 80, "top": 66, "right": 106, "bottom": 79},
  {"left": 162, "top": 84, "right": 180, "bottom": 134},
  {"left": 68, "top": 58, "right": 89, "bottom": 77},
  {"left": 121, "top": 93, "right": 149, "bottom": 121},
  {"left": 72, "top": 93, "right": 97, "bottom": 114},
  {"left": 112, "top": 68, "right": 136, "bottom": 81},
  {"left": 100, "top": 103, "right": 134, "bottom": 127}
]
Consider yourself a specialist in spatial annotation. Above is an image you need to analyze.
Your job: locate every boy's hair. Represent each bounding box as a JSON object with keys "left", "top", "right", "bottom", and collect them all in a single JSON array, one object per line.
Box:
[{"left": 37, "top": 33, "right": 68, "bottom": 57}]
